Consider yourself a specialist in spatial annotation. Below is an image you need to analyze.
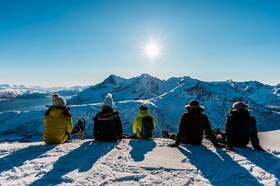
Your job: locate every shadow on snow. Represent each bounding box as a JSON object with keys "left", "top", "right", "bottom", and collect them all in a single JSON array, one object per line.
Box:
[
  {"left": 236, "top": 147, "right": 280, "bottom": 180},
  {"left": 0, "top": 144, "right": 56, "bottom": 173},
  {"left": 129, "top": 139, "right": 156, "bottom": 162},
  {"left": 29, "top": 141, "right": 117, "bottom": 185},
  {"left": 179, "top": 145, "right": 264, "bottom": 186}
]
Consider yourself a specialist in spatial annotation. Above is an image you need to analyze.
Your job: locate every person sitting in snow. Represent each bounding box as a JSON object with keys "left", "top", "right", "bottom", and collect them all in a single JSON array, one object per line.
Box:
[
  {"left": 93, "top": 93, "right": 123, "bottom": 142},
  {"left": 133, "top": 103, "right": 156, "bottom": 139},
  {"left": 168, "top": 100, "right": 223, "bottom": 148},
  {"left": 225, "top": 101, "right": 263, "bottom": 151},
  {"left": 43, "top": 94, "right": 73, "bottom": 144}
]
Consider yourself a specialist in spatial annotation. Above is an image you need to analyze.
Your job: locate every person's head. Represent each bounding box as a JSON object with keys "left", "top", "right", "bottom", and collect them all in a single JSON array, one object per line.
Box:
[
  {"left": 139, "top": 103, "right": 148, "bottom": 111},
  {"left": 52, "top": 93, "right": 66, "bottom": 108},
  {"left": 103, "top": 93, "right": 114, "bottom": 108},
  {"left": 231, "top": 101, "right": 251, "bottom": 112},
  {"left": 185, "top": 100, "right": 205, "bottom": 112}
]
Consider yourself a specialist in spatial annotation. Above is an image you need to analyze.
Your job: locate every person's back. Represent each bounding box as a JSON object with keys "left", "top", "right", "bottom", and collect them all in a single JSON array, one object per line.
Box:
[
  {"left": 133, "top": 104, "right": 156, "bottom": 139},
  {"left": 171, "top": 100, "right": 218, "bottom": 147},
  {"left": 178, "top": 111, "right": 212, "bottom": 145},
  {"left": 226, "top": 102, "right": 262, "bottom": 151},
  {"left": 93, "top": 93, "right": 122, "bottom": 142},
  {"left": 94, "top": 107, "right": 122, "bottom": 141},
  {"left": 43, "top": 94, "right": 72, "bottom": 144}
]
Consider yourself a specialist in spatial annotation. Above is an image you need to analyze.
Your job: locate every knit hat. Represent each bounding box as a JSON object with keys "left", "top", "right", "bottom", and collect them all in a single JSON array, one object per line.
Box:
[
  {"left": 139, "top": 103, "right": 148, "bottom": 110},
  {"left": 52, "top": 93, "right": 66, "bottom": 108},
  {"left": 103, "top": 93, "right": 114, "bottom": 107},
  {"left": 232, "top": 101, "right": 251, "bottom": 112},
  {"left": 185, "top": 100, "right": 205, "bottom": 111}
]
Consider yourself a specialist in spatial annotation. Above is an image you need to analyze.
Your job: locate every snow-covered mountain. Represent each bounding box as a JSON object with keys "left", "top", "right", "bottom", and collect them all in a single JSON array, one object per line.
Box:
[
  {"left": 69, "top": 74, "right": 279, "bottom": 109},
  {"left": 220, "top": 80, "right": 280, "bottom": 110},
  {"left": 0, "top": 84, "right": 66, "bottom": 92},
  {"left": 0, "top": 74, "right": 279, "bottom": 140},
  {"left": 0, "top": 88, "right": 48, "bottom": 101},
  {"left": 67, "top": 74, "right": 280, "bottom": 131},
  {"left": 0, "top": 84, "right": 89, "bottom": 101},
  {"left": 68, "top": 74, "right": 183, "bottom": 104}
]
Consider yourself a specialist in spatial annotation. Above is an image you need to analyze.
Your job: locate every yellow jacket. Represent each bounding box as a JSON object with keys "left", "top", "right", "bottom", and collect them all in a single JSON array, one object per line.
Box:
[
  {"left": 133, "top": 110, "right": 156, "bottom": 138},
  {"left": 43, "top": 107, "right": 72, "bottom": 144}
]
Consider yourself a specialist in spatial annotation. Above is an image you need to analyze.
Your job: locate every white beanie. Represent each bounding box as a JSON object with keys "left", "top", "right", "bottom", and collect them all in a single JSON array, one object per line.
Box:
[
  {"left": 103, "top": 93, "right": 114, "bottom": 107},
  {"left": 52, "top": 93, "right": 66, "bottom": 108}
]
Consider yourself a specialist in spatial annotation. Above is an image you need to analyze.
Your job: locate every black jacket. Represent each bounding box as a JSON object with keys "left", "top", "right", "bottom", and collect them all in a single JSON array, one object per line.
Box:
[
  {"left": 93, "top": 107, "right": 123, "bottom": 142},
  {"left": 225, "top": 111, "right": 260, "bottom": 148},
  {"left": 175, "top": 110, "right": 217, "bottom": 146}
]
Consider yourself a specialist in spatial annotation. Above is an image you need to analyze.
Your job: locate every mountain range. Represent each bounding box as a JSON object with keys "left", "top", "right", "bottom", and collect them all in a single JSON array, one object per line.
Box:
[
  {"left": 0, "top": 74, "right": 279, "bottom": 140},
  {"left": 0, "top": 84, "right": 89, "bottom": 100}
]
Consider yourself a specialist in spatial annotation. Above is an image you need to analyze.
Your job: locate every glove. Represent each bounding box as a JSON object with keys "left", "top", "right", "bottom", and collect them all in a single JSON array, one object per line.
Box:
[
  {"left": 168, "top": 143, "right": 179, "bottom": 147},
  {"left": 214, "top": 143, "right": 225, "bottom": 148},
  {"left": 226, "top": 145, "right": 234, "bottom": 151},
  {"left": 254, "top": 146, "right": 265, "bottom": 151}
]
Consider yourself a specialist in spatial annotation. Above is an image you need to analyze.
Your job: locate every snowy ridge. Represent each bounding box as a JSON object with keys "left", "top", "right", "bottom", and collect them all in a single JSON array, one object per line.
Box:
[
  {"left": 0, "top": 88, "right": 25, "bottom": 100},
  {"left": 0, "top": 85, "right": 89, "bottom": 100}
]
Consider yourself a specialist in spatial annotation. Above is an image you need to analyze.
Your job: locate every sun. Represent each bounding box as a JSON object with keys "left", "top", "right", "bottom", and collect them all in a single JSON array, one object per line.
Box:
[
  {"left": 146, "top": 43, "right": 159, "bottom": 58},
  {"left": 144, "top": 41, "right": 161, "bottom": 60}
]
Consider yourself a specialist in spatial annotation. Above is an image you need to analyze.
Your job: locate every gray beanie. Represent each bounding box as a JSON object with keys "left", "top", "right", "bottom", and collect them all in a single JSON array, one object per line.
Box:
[
  {"left": 52, "top": 93, "right": 66, "bottom": 108},
  {"left": 103, "top": 93, "right": 114, "bottom": 107}
]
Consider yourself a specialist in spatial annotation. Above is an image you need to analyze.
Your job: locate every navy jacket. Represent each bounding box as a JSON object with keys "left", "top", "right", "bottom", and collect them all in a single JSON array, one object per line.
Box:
[
  {"left": 225, "top": 111, "right": 260, "bottom": 148},
  {"left": 175, "top": 110, "right": 217, "bottom": 146}
]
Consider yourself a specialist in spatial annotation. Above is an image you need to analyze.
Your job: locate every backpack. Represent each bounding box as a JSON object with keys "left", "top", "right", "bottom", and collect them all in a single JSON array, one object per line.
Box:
[
  {"left": 72, "top": 117, "right": 86, "bottom": 133},
  {"left": 212, "top": 128, "right": 227, "bottom": 145},
  {"left": 142, "top": 116, "right": 154, "bottom": 138}
]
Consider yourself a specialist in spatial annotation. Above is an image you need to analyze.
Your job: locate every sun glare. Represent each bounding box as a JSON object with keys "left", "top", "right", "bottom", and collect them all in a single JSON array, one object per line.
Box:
[{"left": 144, "top": 41, "right": 161, "bottom": 60}]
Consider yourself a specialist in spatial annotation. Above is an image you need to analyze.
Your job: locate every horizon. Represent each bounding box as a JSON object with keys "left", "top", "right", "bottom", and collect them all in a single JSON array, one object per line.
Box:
[
  {"left": 1, "top": 0, "right": 280, "bottom": 87},
  {"left": 1, "top": 73, "right": 279, "bottom": 88}
]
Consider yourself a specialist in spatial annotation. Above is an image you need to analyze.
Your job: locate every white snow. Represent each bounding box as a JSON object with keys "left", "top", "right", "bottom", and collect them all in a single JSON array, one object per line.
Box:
[{"left": 0, "top": 131, "right": 279, "bottom": 185}]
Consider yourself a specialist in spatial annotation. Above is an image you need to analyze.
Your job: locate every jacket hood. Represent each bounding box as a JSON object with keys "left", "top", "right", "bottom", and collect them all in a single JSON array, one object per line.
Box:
[
  {"left": 48, "top": 107, "right": 64, "bottom": 117},
  {"left": 188, "top": 109, "right": 203, "bottom": 114},
  {"left": 97, "top": 110, "right": 119, "bottom": 121},
  {"left": 228, "top": 110, "right": 251, "bottom": 118},
  {"left": 138, "top": 110, "right": 151, "bottom": 117}
]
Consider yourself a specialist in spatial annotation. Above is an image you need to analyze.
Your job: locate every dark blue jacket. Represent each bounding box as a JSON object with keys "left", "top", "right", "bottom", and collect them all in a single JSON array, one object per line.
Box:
[
  {"left": 175, "top": 110, "right": 217, "bottom": 146},
  {"left": 225, "top": 111, "right": 260, "bottom": 148}
]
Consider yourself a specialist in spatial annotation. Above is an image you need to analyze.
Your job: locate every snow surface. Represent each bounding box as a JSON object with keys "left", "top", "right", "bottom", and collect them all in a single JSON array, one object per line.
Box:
[{"left": 0, "top": 130, "right": 279, "bottom": 186}]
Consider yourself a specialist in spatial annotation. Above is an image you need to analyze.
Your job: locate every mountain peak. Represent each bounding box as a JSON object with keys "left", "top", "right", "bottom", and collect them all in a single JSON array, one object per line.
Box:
[
  {"left": 139, "top": 73, "right": 152, "bottom": 78},
  {"left": 103, "top": 75, "right": 125, "bottom": 85},
  {"left": 226, "top": 79, "right": 234, "bottom": 83},
  {"left": 136, "top": 74, "right": 161, "bottom": 82}
]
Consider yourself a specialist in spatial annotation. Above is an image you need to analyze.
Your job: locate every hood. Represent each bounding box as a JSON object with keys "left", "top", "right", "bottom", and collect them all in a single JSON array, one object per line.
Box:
[
  {"left": 48, "top": 107, "right": 64, "bottom": 117},
  {"left": 138, "top": 110, "right": 151, "bottom": 117},
  {"left": 228, "top": 110, "right": 251, "bottom": 118}
]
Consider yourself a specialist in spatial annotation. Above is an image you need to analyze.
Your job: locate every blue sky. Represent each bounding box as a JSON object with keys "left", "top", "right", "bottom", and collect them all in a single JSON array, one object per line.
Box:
[{"left": 0, "top": 0, "right": 279, "bottom": 87}]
